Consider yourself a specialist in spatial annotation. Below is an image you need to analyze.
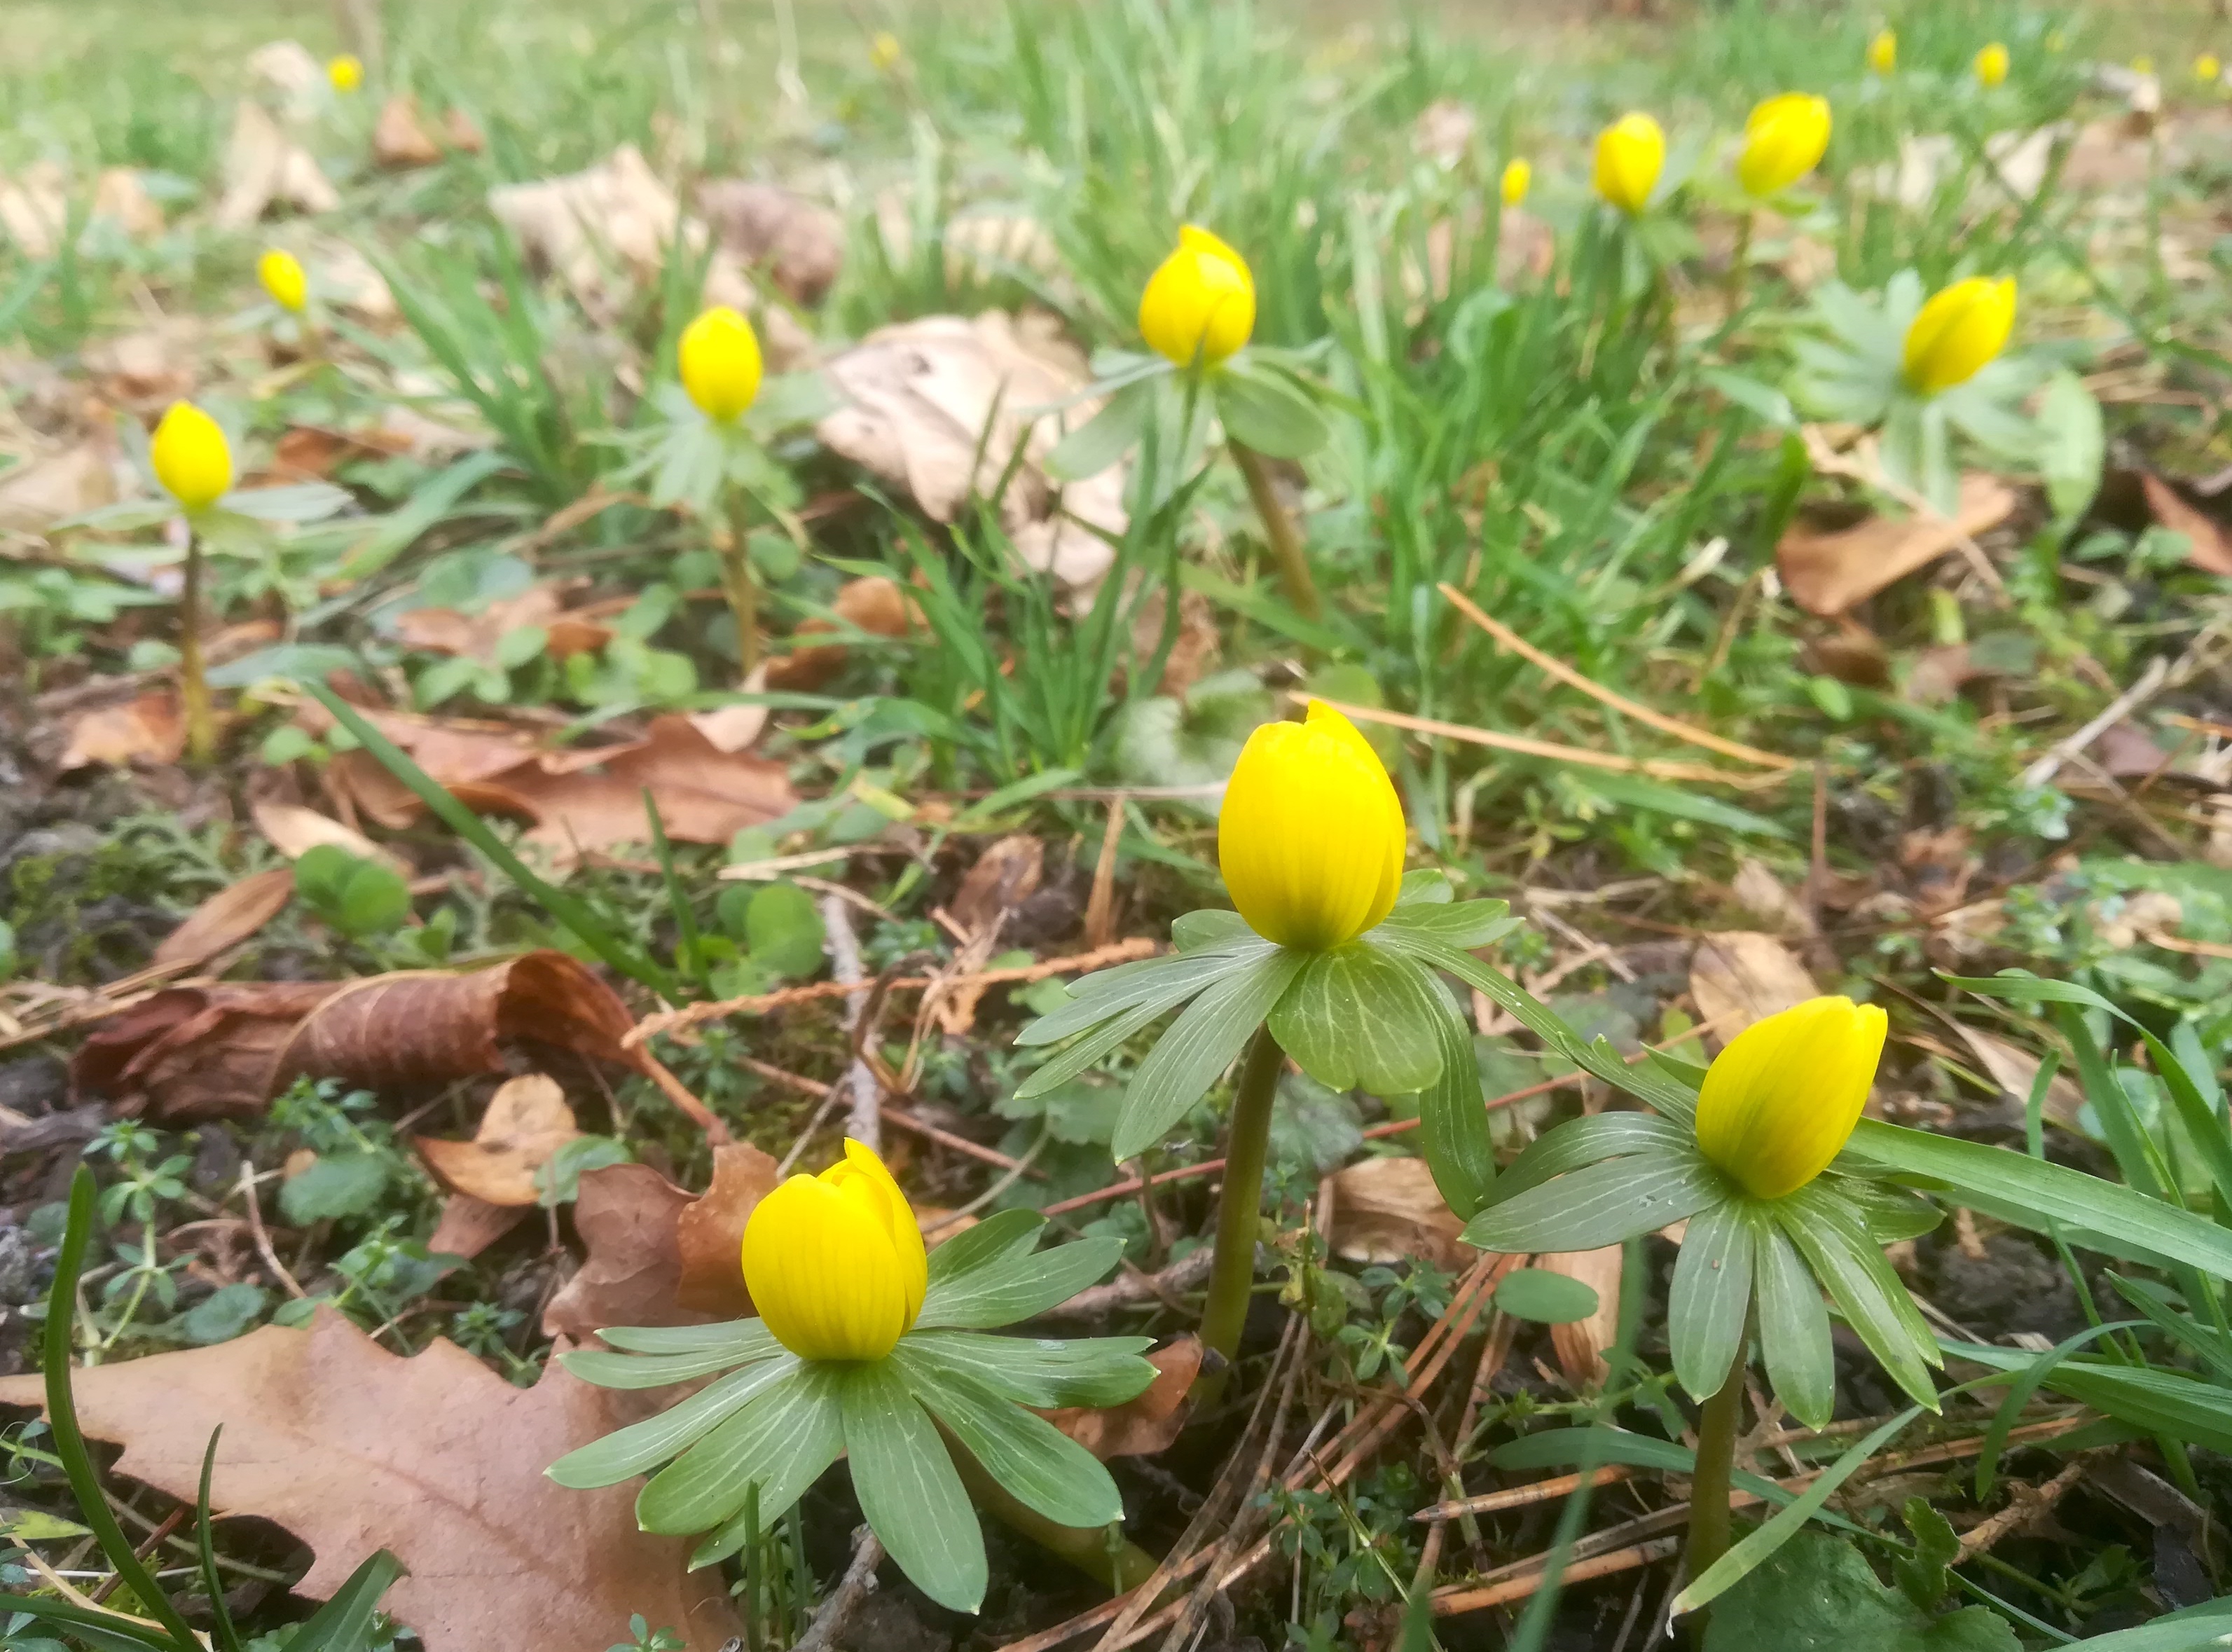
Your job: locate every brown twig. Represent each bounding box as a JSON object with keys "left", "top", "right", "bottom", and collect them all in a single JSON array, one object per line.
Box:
[
  {"left": 1302, "top": 694, "right": 1787, "bottom": 789},
  {"left": 1432, "top": 1538, "right": 1682, "bottom": 1616},
  {"left": 235, "top": 1163, "right": 305, "bottom": 1300},
  {"left": 793, "top": 1526, "right": 883, "bottom": 1652},
  {"left": 1956, "top": 1451, "right": 2104, "bottom": 1562}
]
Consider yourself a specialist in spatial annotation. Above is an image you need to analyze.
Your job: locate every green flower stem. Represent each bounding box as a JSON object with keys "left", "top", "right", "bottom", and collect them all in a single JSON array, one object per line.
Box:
[
  {"left": 1725, "top": 212, "right": 1754, "bottom": 322},
  {"left": 1197, "top": 1024, "right": 1286, "bottom": 1399},
  {"left": 947, "top": 1433, "right": 1159, "bottom": 1593},
  {"left": 179, "top": 526, "right": 214, "bottom": 766},
  {"left": 1683, "top": 1337, "right": 1748, "bottom": 1641},
  {"left": 1229, "top": 441, "right": 1321, "bottom": 622},
  {"left": 720, "top": 489, "right": 761, "bottom": 675}
]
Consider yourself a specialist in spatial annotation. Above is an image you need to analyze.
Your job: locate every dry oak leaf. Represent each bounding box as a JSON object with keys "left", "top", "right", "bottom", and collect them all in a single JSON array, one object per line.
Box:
[
  {"left": 1043, "top": 1335, "right": 1202, "bottom": 1459},
  {"left": 252, "top": 798, "right": 410, "bottom": 876},
  {"left": 151, "top": 867, "right": 298, "bottom": 968},
  {"left": 2139, "top": 472, "right": 2232, "bottom": 577},
  {"left": 216, "top": 98, "right": 340, "bottom": 229},
  {"left": 1539, "top": 1247, "right": 1623, "bottom": 1390},
  {"left": 1689, "top": 931, "right": 1820, "bottom": 1047},
  {"left": 372, "top": 95, "right": 446, "bottom": 170},
  {"left": 1776, "top": 474, "right": 2016, "bottom": 617},
  {"left": 0, "top": 1308, "right": 740, "bottom": 1652},
  {"left": 427, "top": 1192, "right": 530, "bottom": 1262},
  {"left": 1328, "top": 1155, "right": 1470, "bottom": 1271},
  {"left": 673, "top": 1143, "right": 780, "bottom": 1319},
  {"left": 492, "top": 717, "right": 796, "bottom": 858},
  {"left": 698, "top": 179, "right": 844, "bottom": 307},
  {"left": 392, "top": 585, "right": 613, "bottom": 666},
  {"left": 543, "top": 1162, "right": 703, "bottom": 1341},
  {"left": 59, "top": 691, "right": 184, "bottom": 771},
  {"left": 816, "top": 312, "right": 1127, "bottom": 594},
  {"left": 72, "top": 951, "right": 645, "bottom": 1124},
  {"left": 416, "top": 1074, "right": 581, "bottom": 1207},
  {"left": 763, "top": 577, "right": 919, "bottom": 691}
]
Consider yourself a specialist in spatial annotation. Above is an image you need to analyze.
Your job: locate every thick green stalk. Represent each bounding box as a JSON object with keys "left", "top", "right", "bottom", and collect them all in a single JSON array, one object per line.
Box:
[
  {"left": 949, "top": 1434, "right": 1159, "bottom": 1592},
  {"left": 1197, "top": 1025, "right": 1286, "bottom": 1391},
  {"left": 721, "top": 492, "right": 761, "bottom": 675},
  {"left": 1683, "top": 1342, "right": 1748, "bottom": 1643},
  {"left": 1229, "top": 442, "right": 1321, "bottom": 621},
  {"left": 179, "top": 528, "right": 214, "bottom": 766}
]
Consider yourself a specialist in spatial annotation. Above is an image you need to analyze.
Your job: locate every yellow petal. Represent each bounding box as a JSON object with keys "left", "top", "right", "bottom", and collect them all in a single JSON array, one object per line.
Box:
[
  {"left": 1138, "top": 224, "right": 1256, "bottom": 368},
  {"left": 1592, "top": 113, "right": 1666, "bottom": 215},
  {"left": 827, "top": 1136, "right": 928, "bottom": 1322},
  {"left": 1901, "top": 276, "right": 2017, "bottom": 395},
  {"left": 258, "top": 249, "right": 308, "bottom": 314},
  {"left": 327, "top": 54, "right": 363, "bottom": 92},
  {"left": 740, "top": 1171, "right": 914, "bottom": 1361},
  {"left": 1868, "top": 29, "right": 1897, "bottom": 75},
  {"left": 149, "top": 402, "right": 234, "bottom": 515},
  {"left": 1693, "top": 996, "right": 1887, "bottom": 1199},
  {"left": 1737, "top": 94, "right": 1831, "bottom": 198},
  {"left": 677, "top": 305, "right": 764, "bottom": 423},
  {"left": 1975, "top": 43, "right": 2010, "bottom": 87},
  {"left": 1500, "top": 158, "right": 1532, "bottom": 207},
  {"left": 1218, "top": 700, "right": 1406, "bottom": 951}
]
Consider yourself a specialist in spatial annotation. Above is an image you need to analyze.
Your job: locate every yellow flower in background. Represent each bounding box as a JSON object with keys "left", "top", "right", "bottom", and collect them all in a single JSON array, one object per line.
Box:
[
  {"left": 1592, "top": 112, "right": 1665, "bottom": 214},
  {"left": 2132, "top": 54, "right": 2156, "bottom": 76},
  {"left": 2198, "top": 52, "right": 2222, "bottom": 82},
  {"left": 1737, "top": 93, "right": 1831, "bottom": 198},
  {"left": 327, "top": 54, "right": 363, "bottom": 92},
  {"left": 1693, "top": 996, "right": 1888, "bottom": 1200},
  {"left": 677, "top": 305, "right": 764, "bottom": 423},
  {"left": 150, "top": 402, "right": 233, "bottom": 514},
  {"left": 1974, "top": 42, "right": 2010, "bottom": 87},
  {"left": 869, "top": 30, "right": 902, "bottom": 73},
  {"left": 1867, "top": 28, "right": 1896, "bottom": 75},
  {"left": 258, "top": 248, "right": 308, "bottom": 314},
  {"left": 1219, "top": 700, "right": 1405, "bottom": 951},
  {"left": 1901, "top": 275, "right": 2017, "bottom": 394},
  {"left": 1138, "top": 225, "right": 1255, "bottom": 369},
  {"left": 741, "top": 1138, "right": 928, "bottom": 1362},
  {"left": 1501, "top": 157, "right": 1532, "bottom": 207}
]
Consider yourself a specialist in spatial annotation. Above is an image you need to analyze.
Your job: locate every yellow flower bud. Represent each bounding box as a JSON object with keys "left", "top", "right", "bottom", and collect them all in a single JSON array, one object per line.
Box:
[
  {"left": 1737, "top": 93, "right": 1831, "bottom": 198},
  {"left": 1901, "top": 275, "right": 2016, "bottom": 395},
  {"left": 327, "top": 54, "right": 363, "bottom": 92},
  {"left": 2132, "top": 55, "right": 2156, "bottom": 76},
  {"left": 2198, "top": 53, "right": 2221, "bottom": 82},
  {"left": 258, "top": 248, "right": 308, "bottom": 314},
  {"left": 1694, "top": 996, "right": 1888, "bottom": 1200},
  {"left": 150, "top": 402, "right": 233, "bottom": 515},
  {"left": 1592, "top": 112, "right": 1665, "bottom": 216},
  {"left": 677, "top": 305, "right": 764, "bottom": 423},
  {"left": 740, "top": 1138, "right": 928, "bottom": 1362},
  {"left": 1867, "top": 28, "right": 1896, "bottom": 75},
  {"left": 1218, "top": 701, "right": 1405, "bottom": 951},
  {"left": 1138, "top": 225, "right": 1255, "bottom": 369},
  {"left": 1500, "top": 158, "right": 1532, "bottom": 207},
  {"left": 869, "top": 31, "right": 903, "bottom": 73},
  {"left": 1974, "top": 42, "right": 2010, "bottom": 87}
]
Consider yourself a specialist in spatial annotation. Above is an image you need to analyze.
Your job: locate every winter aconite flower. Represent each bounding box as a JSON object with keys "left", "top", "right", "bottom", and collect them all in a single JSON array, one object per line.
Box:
[
  {"left": 870, "top": 31, "right": 903, "bottom": 72},
  {"left": 1868, "top": 28, "right": 1896, "bottom": 75},
  {"left": 1138, "top": 225, "right": 1255, "bottom": 369},
  {"left": 1501, "top": 158, "right": 1532, "bottom": 207},
  {"left": 1974, "top": 42, "right": 2010, "bottom": 87},
  {"left": 151, "top": 402, "right": 233, "bottom": 515},
  {"left": 1737, "top": 93, "right": 1831, "bottom": 198},
  {"left": 740, "top": 1138, "right": 928, "bottom": 1362},
  {"left": 2199, "top": 52, "right": 2223, "bottom": 83},
  {"left": 1219, "top": 701, "right": 1405, "bottom": 951},
  {"left": 1693, "top": 996, "right": 1887, "bottom": 1199},
  {"left": 327, "top": 54, "right": 363, "bottom": 92},
  {"left": 677, "top": 305, "right": 764, "bottom": 424},
  {"left": 258, "top": 249, "right": 308, "bottom": 314},
  {"left": 1592, "top": 112, "right": 1665, "bottom": 215},
  {"left": 1901, "top": 275, "right": 2016, "bottom": 394}
]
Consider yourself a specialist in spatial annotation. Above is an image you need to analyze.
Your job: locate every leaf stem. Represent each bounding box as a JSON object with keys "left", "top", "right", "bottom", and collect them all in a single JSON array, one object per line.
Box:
[
  {"left": 179, "top": 528, "right": 214, "bottom": 765},
  {"left": 1197, "top": 1024, "right": 1286, "bottom": 1396},
  {"left": 1229, "top": 441, "right": 1321, "bottom": 621},
  {"left": 722, "top": 490, "right": 761, "bottom": 675},
  {"left": 1683, "top": 1338, "right": 1747, "bottom": 1644}
]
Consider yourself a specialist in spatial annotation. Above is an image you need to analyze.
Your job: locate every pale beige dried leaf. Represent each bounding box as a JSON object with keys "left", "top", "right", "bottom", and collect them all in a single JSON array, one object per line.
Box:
[
  {"left": 152, "top": 867, "right": 296, "bottom": 967},
  {"left": 427, "top": 1192, "right": 529, "bottom": 1261},
  {"left": 698, "top": 180, "right": 843, "bottom": 306},
  {"left": 816, "top": 313, "right": 1126, "bottom": 594},
  {"left": 216, "top": 99, "right": 339, "bottom": 229},
  {"left": 1328, "top": 1155, "right": 1469, "bottom": 1270},
  {"left": 60, "top": 691, "right": 185, "bottom": 771},
  {"left": 1729, "top": 859, "right": 1814, "bottom": 938},
  {"left": 1777, "top": 474, "right": 2016, "bottom": 617},
  {"left": 2140, "top": 473, "right": 2232, "bottom": 576},
  {"left": 0, "top": 441, "right": 118, "bottom": 530},
  {"left": 687, "top": 664, "right": 771, "bottom": 754},
  {"left": 1540, "top": 1248, "right": 1622, "bottom": 1389},
  {"left": 415, "top": 1075, "right": 580, "bottom": 1207},
  {"left": 951, "top": 834, "right": 1045, "bottom": 938},
  {"left": 1952, "top": 1024, "right": 2083, "bottom": 1126},
  {"left": 250, "top": 799, "right": 410, "bottom": 875},
  {"left": 1689, "top": 932, "right": 1820, "bottom": 1046},
  {"left": 1042, "top": 1336, "right": 1201, "bottom": 1459},
  {"left": 1412, "top": 99, "right": 1477, "bottom": 168},
  {"left": 244, "top": 41, "right": 324, "bottom": 109},
  {"left": 0, "top": 1309, "right": 740, "bottom": 1652},
  {"left": 372, "top": 95, "right": 444, "bottom": 170}
]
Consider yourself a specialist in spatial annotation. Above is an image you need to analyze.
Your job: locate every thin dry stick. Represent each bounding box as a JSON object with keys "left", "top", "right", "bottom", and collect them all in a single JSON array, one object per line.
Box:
[
  {"left": 1437, "top": 584, "right": 1796, "bottom": 771},
  {"left": 793, "top": 1527, "right": 883, "bottom": 1652},
  {"left": 1432, "top": 1537, "right": 1683, "bottom": 1616},
  {"left": 820, "top": 893, "right": 881, "bottom": 1150},
  {"left": 1084, "top": 794, "right": 1126, "bottom": 949},
  {"left": 741, "top": 1054, "right": 1042, "bottom": 1177},
  {"left": 1955, "top": 1451, "right": 2104, "bottom": 1562},
  {"left": 626, "top": 937, "right": 1158, "bottom": 1045},
  {"left": 235, "top": 1163, "right": 305, "bottom": 1300},
  {"left": 1418, "top": 1466, "right": 1634, "bottom": 1523},
  {"left": 1303, "top": 694, "right": 1784, "bottom": 789}
]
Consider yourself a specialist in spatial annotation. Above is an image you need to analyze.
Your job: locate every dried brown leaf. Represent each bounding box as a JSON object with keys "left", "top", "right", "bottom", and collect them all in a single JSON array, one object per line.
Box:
[
  {"left": 1042, "top": 1336, "right": 1201, "bottom": 1459},
  {"left": 0, "top": 439, "right": 118, "bottom": 530},
  {"left": 1951, "top": 1024, "right": 2083, "bottom": 1126},
  {"left": 416, "top": 1075, "right": 580, "bottom": 1207},
  {"left": 0, "top": 1309, "right": 740, "bottom": 1652},
  {"left": 59, "top": 691, "right": 184, "bottom": 771},
  {"left": 1776, "top": 474, "right": 2016, "bottom": 616},
  {"left": 2140, "top": 472, "right": 2232, "bottom": 576},
  {"left": 672, "top": 1143, "right": 780, "bottom": 1317},
  {"left": 698, "top": 180, "right": 843, "bottom": 307},
  {"left": 1539, "top": 1248, "right": 1622, "bottom": 1389},
  {"left": 251, "top": 799, "right": 409, "bottom": 874},
  {"left": 763, "top": 576, "right": 918, "bottom": 691},
  {"left": 216, "top": 98, "right": 339, "bottom": 228},
  {"left": 951, "top": 835, "right": 1045, "bottom": 939},
  {"left": 392, "top": 586, "right": 610, "bottom": 666},
  {"left": 542, "top": 1163, "right": 702, "bottom": 1340},
  {"left": 427, "top": 1193, "right": 530, "bottom": 1262},
  {"left": 1689, "top": 932, "right": 1820, "bottom": 1045},
  {"left": 1328, "top": 1155, "right": 1469, "bottom": 1270},
  {"left": 372, "top": 95, "right": 445, "bottom": 169},
  {"left": 151, "top": 867, "right": 296, "bottom": 968}
]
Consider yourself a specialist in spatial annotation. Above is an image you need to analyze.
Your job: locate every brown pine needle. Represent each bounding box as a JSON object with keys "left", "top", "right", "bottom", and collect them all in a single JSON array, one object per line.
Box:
[{"left": 1304, "top": 694, "right": 1784, "bottom": 790}]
